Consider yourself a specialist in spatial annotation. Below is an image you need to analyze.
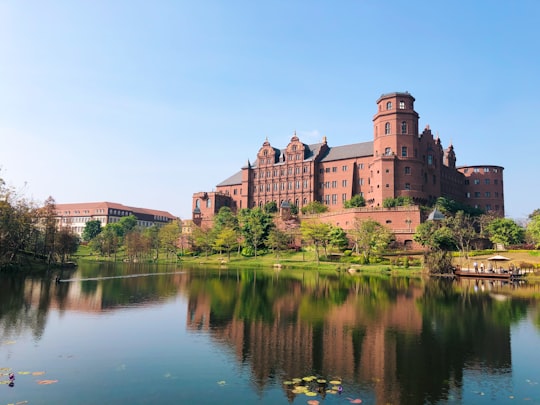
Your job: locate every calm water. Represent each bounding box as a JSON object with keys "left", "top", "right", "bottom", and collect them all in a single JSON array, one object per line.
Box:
[{"left": 1, "top": 263, "right": 540, "bottom": 405}]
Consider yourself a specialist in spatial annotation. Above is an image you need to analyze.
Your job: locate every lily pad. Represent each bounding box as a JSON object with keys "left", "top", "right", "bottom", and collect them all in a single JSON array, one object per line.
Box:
[
  {"left": 329, "top": 380, "right": 342, "bottom": 385},
  {"left": 305, "top": 391, "right": 318, "bottom": 397},
  {"left": 37, "top": 379, "right": 58, "bottom": 385}
]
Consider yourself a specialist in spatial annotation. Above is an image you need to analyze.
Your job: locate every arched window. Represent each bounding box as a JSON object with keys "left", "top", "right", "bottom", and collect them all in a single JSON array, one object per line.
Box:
[
  {"left": 401, "top": 121, "right": 407, "bottom": 134},
  {"left": 385, "top": 122, "right": 391, "bottom": 135},
  {"left": 206, "top": 198, "right": 212, "bottom": 208},
  {"left": 195, "top": 199, "right": 200, "bottom": 208},
  {"left": 386, "top": 101, "right": 392, "bottom": 110}
]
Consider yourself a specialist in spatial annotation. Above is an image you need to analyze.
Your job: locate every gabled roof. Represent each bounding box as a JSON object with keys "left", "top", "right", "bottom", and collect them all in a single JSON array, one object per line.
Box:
[
  {"left": 216, "top": 140, "right": 375, "bottom": 187},
  {"left": 216, "top": 171, "right": 243, "bottom": 187},
  {"left": 320, "top": 141, "right": 373, "bottom": 162}
]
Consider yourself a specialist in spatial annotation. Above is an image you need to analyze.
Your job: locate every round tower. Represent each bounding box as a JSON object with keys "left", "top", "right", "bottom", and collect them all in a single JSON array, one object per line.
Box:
[{"left": 369, "top": 92, "right": 422, "bottom": 206}]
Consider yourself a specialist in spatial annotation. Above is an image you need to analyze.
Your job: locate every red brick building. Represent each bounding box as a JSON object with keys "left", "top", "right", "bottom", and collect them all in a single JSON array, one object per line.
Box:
[{"left": 192, "top": 92, "right": 504, "bottom": 247}]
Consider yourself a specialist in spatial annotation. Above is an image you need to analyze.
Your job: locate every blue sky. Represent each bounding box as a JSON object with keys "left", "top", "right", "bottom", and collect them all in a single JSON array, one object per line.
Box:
[{"left": 1, "top": 1, "right": 539, "bottom": 221}]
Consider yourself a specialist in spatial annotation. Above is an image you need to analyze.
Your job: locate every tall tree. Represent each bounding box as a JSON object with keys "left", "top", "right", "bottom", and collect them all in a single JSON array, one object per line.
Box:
[
  {"left": 40, "top": 196, "right": 58, "bottom": 264},
  {"left": 527, "top": 214, "right": 540, "bottom": 248},
  {"left": 191, "top": 225, "right": 214, "bottom": 257},
  {"left": 82, "top": 220, "right": 102, "bottom": 242},
  {"left": 300, "top": 220, "right": 332, "bottom": 264},
  {"left": 56, "top": 228, "right": 80, "bottom": 263},
  {"left": 213, "top": 227, "right": 238, "bottom": 259},
  {"left": 266, "top": 227, "right": 292, "bottom": 260},
  {"left": 350, "top": 219, "right": 392, "bottom": 264},
  {"left": 238, "top": 208, "right": 273, "bottom": 257},
  {"left": 445, "top": 211, "right": 477, "bottom": 260},
  {"left": 486, "top": 217, "right": 525, "bottom": 247},
  {"left": 159, "top": 220, "right": 181, "bottom": 260}
]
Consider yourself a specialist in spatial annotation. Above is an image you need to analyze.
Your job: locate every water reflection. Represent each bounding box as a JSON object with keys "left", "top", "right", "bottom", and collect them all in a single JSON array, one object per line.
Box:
[{"left": 0, "top": 264, "right": 538, "bottom": 404}]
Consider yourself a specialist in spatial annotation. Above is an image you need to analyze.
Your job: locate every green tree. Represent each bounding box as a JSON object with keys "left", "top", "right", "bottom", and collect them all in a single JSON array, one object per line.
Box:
[
  {"left": 238, "top": 208, "right": 273, "bottom": 257},
  {"left": 118, "top": 215, "right": 138, "bottom": 236},
  {"left": 527, "top": 215, "right": 540, "bottom": 248},
  {"left": 383, "top": 196, "right": 413, "bottom": 208},
  {"left": 263, "top": 201, "right": 278, "bottom": 214},
  {"left": 191, "top": 225, "right": 214, "bottom": 257},
  {"left": 82, "top": 220, "right": 102, "bottom": 242},
  {"left": 486, "top": 218, "right": 525, "bottom": 247},
  {"left": 350, "top": 219, "right": 392, "bottom": 264},
  {"left": 301, "top": 201, "right": 328, "bottom": 215},
  {"left": 329, "top": 226, "right": 349, "bottom": 250},
  {"left": 300, "top": 220, "right": 332, "bottom": 264},
  {"left": 266, "top": 227, "right": 292, "bottom": 260},
  {"left": 144, "top": 225, "right": 161, "bottom": 261},
  {"left": 40, "top": 196, "right": 58, "bottom": 263},
  {"left": 414, "top": 221, "right": 455, "bottom": 273},
  {"left": 213, "top": 206, "right": 238, "bottom": 232},
  {"left": 159, "top": 220, "right": 181, "bottom": 259},
  {"left": 344, "top": 194, "right": 366, "bottom": 208},
  {"left": 213, "top": 227, "right": 238, "bottom": 259}
]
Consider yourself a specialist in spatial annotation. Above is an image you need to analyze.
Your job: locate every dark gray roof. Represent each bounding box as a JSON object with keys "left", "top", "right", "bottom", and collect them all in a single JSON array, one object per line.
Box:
[
  {"left": 216, "top": 170, "right": 242, "bottom": 187},
  {"left": 320, "top": 141, "right": 373, "bottom": 162},
  {"left": 216, "top": 140, "right": 374, "bottom": 187}
]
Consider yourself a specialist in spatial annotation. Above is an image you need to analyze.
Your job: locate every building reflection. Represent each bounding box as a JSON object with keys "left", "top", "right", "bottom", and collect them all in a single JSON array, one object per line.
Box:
[{"left": 0, "top": 267, "right": 523, "bottom": 405}]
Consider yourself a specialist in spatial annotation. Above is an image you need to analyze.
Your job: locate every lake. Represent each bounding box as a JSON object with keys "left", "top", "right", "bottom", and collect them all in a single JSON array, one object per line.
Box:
[{"left": 1, "top": 262, "right": 540, "bottom": 404}]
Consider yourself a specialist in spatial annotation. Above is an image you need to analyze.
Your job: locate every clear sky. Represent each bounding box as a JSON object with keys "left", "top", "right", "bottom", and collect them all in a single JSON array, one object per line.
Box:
[{"left": 1, "top": 1, "right": 539, "bottom": 222}]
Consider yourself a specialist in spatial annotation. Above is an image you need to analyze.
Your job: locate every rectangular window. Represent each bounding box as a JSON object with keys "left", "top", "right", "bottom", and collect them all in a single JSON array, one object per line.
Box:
[
  {"left": 325, "top": 168, "right": 330, "bottom": 173},
  {"left": 332, "top": 194, "right": 337, "bottom": 204},
  {"left": 494, "top": 179, "right": 498, "bottom": 185},
  {"left": 474, "top": 168, "right": 480, "bottom": 173},
  {"left": 342, "top": 193, "right": 347, "bottom": 202},
  {"left": 486, "top": 204, "right": 491, "bottom": 210},
  {"left": 332, "top": 167, "right": 337, "bottom": 172},
  {"left": 474, "top": 192, "right": 481, "bottom": 197},
  {"left": 359, "top": 163, "right": 364, "bottom": 169},
  {"left": 332, "top": 181, "right": 337, "bottom": 188},
  {"left": 484, "top": 167, "right": 490, "bottom": 172},
  {"left": 324, "top": 195, "right": 330, "bottom": 204},
  {"left": 466, "top": 192, "right": 471, "bottom": 198},
  {"left": 405, "top": 183, "right": 411, "bottom": 190},
  {"left": 342, "top": 180, "right": 348, "bottom": 187},
  {"left": 485, "top": 179, "right": 490, "bottom": 185},
  {"left": 359, "top": 178, "right": 364, "bottom": 185},
  {"left": 401, "top": 146, "right": 407, "bottom": 157},
  {"left": 474, "top": 179, "right": 480, "bottom": 184},
  {"left": 427, "top": 155, "right": 433, "bottom": 165},
  {"left": 404, "top": 167, "right": 411, "bottom": 174},
  {"left": 342, "top": 165, "right": 347, "bottom": 171},
  {"left": 485, "top": 192, "right": 491, "bottom": 197}
]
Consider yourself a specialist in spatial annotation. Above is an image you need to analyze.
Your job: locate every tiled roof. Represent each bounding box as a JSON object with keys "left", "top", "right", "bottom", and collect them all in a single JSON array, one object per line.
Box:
[
  {"left": 320, "top": 141, "right": 373, "bottom": 162},
  {"left": 54, "top": 202, "right": 176, "bottom": 219},
  {"left": 217, "top": 171, "right": 243, "bottom": 187},
  {"left": 216, "top": 140, "right": 374, "bottom": 187}
]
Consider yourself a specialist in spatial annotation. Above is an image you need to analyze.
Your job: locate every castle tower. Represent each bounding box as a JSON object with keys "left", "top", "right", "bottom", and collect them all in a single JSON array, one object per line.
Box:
[{"left": 370, "top": 92, "right": 421, "bottom": 207}]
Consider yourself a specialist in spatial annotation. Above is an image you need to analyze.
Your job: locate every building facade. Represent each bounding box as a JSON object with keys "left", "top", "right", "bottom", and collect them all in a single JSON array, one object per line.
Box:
[
  {"left": 54, "top": 201, "right": 177, "bottom": 237},
  {"left": 192, "top": 92, "right": 505, "bottom": 242}
]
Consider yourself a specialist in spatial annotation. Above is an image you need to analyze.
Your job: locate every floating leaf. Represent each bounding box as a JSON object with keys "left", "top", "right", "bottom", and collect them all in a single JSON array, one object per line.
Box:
[
  {"left": 18, "top": 371, "right": 31, "bottom": 375},
  {"left": 217, "top": 380, "right": 226, "bottom": 385},
  {"left": 305, "top": 391, "right": 317, "bottom": 397},
  {"left": 326, "top": 389, "right": 338, "bottom": 394},
  {"left": 347, "top": 399, "right": 362, "bottom": 404},
  {"left": 32, "top": 371, "right": 45, "bottom": 376},
  {"left": 317, "top": 379, "right": 327, "bottom": 384},
  {"left": 283, "top": 380, "right": 294, "bottom": 385},
  {"left": 292, "top": 378, "right": 302, "bottom": 383},
  {"left": 0, "top": 380, "right": 11, "bottom": 384},
  {"left": 329, "top": 380, "right": 342, "bottom": 385},
  {"left": 307, "top": 400, "right": 320, "bottom": 405},
  {"left": 16, "top": 401, "right": 29, "bottom": 405},
  {"left": 37, "top": 380, "right": 58, "bottom": 385}
]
